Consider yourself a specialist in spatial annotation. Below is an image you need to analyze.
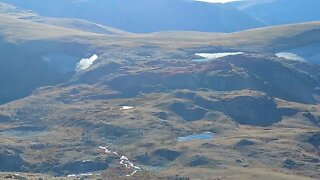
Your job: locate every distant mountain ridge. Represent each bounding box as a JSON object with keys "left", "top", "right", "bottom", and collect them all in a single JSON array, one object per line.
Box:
[
  {"left": 2, "top": 0, "right": 264, "bottom": 33},
  {"left": 229, "top": 0, "right": 320, "bottom": 25}
]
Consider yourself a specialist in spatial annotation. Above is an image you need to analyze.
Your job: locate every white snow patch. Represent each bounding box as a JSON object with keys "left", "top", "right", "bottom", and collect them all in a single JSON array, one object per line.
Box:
[
  {"left": 121, "top": 106, "right": 134, "bottom": 110},
  {"left": 194, "top": 52, "right": 243, "bottom": 62},
  {"left": 76, "top": 54, "right": 98, "bottom": 72},
  {"left": 80, "top": 173, "right": 94, "bottom": 176},
  {"left": 196, "top": 52, "right": 243, "bottom": 59},
  {"left": 67, "top": 173, "right": 96, "bottom": 178},
  {"left": 99, "top": 146, "right": 112, "bottom": 154},
  {"left": 275, "top": 52, "right": 306, "bottom": 62},
  {"left": 99, "top": 145, "right": 141, "bottom": 177},
  {"left": 120, "top": 156, "right": 141, "bottom": 176}
]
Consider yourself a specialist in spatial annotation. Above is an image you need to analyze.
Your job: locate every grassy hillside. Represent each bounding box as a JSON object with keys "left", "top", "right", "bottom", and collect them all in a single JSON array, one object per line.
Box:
[
  {"left": 1, "top": 1, "right": 320, "bottom": 51},
  {"left": 0, "top": 3, "right": 319, "bottom": 179},
  {"left": 1, "top": 3, "right": 320, "bottom": 104},
  {"left": 0, "top": 50, "right": 319, "bottom": 178},
  {"left": 43, "top": 18, "right": 132, "bottom": 36}
]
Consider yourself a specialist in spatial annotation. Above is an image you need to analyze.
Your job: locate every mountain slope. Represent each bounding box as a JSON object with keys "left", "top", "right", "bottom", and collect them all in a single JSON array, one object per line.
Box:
[
  {"left": 1, "top": 2, "right": 320, "bottom": 104},
  {"left": 2, "top": 0, "right": 264, "bottom": 33},
  {"left": 42, "top": 18, "right": 132, "bottom": 36},
  {"left": 0, "top": 2, "right": 131, "bottom": 36},
  {"left": 0, "top": 3, "right": 320, "bottom": 179},
  {"left": 0, "top": 47, "right": 319, "bottom": 179},
  {"left": 0, "top": 3, "right": 138, "bottom": 104},
  {"left": 1, "top": 8, "right": 320, "bottom": 104},
  {"left": 229, "top": 0, "right": 320, "bottom": 25}
]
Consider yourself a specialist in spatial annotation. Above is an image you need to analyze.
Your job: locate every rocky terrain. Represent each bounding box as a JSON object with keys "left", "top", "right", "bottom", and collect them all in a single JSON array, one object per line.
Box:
[{"left": 0, "top": 2, "right": 319, "bottom": 180}]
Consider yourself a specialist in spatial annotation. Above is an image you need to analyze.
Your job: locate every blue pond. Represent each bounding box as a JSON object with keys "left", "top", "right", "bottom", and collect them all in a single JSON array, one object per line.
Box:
[
  {"left": 0, "top": 126, "right": 46, "bottom": 138},
  {"left": 177, "top": 132, "right": 215, "bottom": 142}
]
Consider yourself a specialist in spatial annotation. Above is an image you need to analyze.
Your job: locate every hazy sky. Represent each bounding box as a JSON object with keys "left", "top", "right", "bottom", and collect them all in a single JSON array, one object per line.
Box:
[{"left": 196, "top": 0, "right": 240, "bottom": 3}]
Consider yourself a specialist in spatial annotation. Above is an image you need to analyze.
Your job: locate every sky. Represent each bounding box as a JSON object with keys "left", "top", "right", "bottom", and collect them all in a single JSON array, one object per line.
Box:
[{"left": 196, "top": 0, "right": 241, "bottom": 3}]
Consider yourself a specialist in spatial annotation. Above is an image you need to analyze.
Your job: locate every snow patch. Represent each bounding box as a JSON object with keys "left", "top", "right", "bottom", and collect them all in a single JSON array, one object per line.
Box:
[
  {"left": 67, "top": 173, "right": 96, "bottom": 178},
  {"left": 121, "top": 106, "right": 134, "bottom": 110},
  {"left": 99, "top": 146, "right": 112, "bottom": 154},
  {"left": 76, "top": 54, "right": 98, "bottom": 72},
  {"left": 99, "top": 145, "right": 141, "bottom": 177},
  {"left": 120, "top": 156, "right": 141, "bottom": 177},
  {"left": 275, "top": 52, "right": 306, "bottom": 62},
  {"left": 194, "top": 52, "right": 243, "bottom": 62}
]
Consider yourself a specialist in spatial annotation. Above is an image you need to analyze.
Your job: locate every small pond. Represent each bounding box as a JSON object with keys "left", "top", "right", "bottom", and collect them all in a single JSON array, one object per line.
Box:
[
  {"left": 177, "top": 132, "right": 215, "bottom": 142},
  {"left": 0, "top": 126, "right": 46, "bottom": 138}
]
